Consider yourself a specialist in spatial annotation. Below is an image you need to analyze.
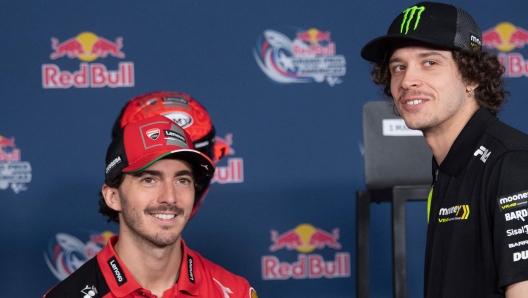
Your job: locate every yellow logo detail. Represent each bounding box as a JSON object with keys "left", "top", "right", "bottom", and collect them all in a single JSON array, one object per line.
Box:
[{"left": 461, "top": 205, "right": 470, "bottom": 219}]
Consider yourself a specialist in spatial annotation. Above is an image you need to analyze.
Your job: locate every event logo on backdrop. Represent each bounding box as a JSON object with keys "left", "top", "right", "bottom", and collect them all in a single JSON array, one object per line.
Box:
[
  {"left": 211, "top": 133, "right": 243, "bottom": 184},
  {"left": 261, "top": 223, "right": 350, "bottom": 280},
  {"left": 0, "top": 135, "right": 32, "bottom": 194},
  {"left": 44, "top": 231, "right": 114, "bottom": 280},
  {"left": 253, "top": 28, "right": 346, "bottom": 86},
  {"left": 482, "top": 22, "right": 528, "bottom": 78},
  {"left": 42, "top": 32, "right": 135, "bottom": 88}
]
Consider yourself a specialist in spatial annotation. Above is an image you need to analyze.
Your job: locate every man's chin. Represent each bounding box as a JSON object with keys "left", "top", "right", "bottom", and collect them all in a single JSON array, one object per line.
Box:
[{"left": 150, "top": 234, "right": 181, "bottom": 248}]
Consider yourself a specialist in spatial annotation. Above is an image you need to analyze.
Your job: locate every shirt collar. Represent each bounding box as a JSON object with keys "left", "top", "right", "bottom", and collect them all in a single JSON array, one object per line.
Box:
[
  {"left": 438, "top": 107, "right": 497, "bottom": 177},
  {"left": 97, "top": 236, "right": 201, "bottom": 297},
  {"left": 97, "top": 235, "right": 142, "bottom": 297},
  {"left": 174, "top": 239, "right": 201, "bottom": 296}
]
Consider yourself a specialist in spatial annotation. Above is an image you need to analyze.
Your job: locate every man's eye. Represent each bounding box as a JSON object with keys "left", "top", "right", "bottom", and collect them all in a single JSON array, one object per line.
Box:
[
  {"left": 392, "top": 65, "right": 405, "bottom": 72},
  {"left": 177, "top": 178, "right": 192, "bottom": 186},
  {"left": 142, "top": 177, "right": 155, "bottom": 183},
  {"left": 424, "top": 61, "right": 436, "bottom": 66}
]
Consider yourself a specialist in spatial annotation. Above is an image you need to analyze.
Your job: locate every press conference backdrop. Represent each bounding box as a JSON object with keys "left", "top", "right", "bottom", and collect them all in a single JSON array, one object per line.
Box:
[{"left": 1, "top": 1, "right": 527, "bottom": 297}]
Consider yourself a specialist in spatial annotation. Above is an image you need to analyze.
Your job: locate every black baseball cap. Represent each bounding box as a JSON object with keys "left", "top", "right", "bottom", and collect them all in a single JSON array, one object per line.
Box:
[{"left": 361, "top": 1, "right": 482, "bottom": 62}]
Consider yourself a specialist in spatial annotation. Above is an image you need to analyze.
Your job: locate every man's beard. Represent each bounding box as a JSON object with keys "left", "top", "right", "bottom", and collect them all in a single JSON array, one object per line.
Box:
[{"left": 119, "top": 189, "right": 186, "bottom": 248}]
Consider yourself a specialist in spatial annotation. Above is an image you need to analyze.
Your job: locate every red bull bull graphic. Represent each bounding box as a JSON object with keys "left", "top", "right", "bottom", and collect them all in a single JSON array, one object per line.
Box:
[
  {"left": 483, "top": 22, "right": 528, "bottom": 78},
  {"left": 0, "top": 135, "right": 31, "bottom": 194},
  {"left": 211, "top": 133, "right": 244, "bottom": 184},
  {"left": 253, "top": 28, "right": 346, "bottom": 86},
  {"left": 262, "top": 223, "right": 350, "bottom": 280},
  {"left": 44, "top": 231, "right": 114, "bottom": 281},
  {"left": 42, "top": 32, "right": 134, "bottom": 88}
]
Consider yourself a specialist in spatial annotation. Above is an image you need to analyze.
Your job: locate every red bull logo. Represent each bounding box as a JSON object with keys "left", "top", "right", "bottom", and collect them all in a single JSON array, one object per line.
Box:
[
  {"left": 269, "top": 224, "right": 341, "bottom": 253},
  {"left": 262, "top": 223, "right": 350, "bottom": 280},
  {"left": 211, "top": 134, "right": 243, "bottom": 184},
  {"left": 43, "top": 32, "right": 135, "bottom": 88},
  {"left": 253, "top": 28, "right": 346, "bottom": 86},
  {"left": 1, "top": 134, "right": 31, "bottom": 193},
  {"left": 483, "top": 22, "right": 528, "bottom": 77},
  {"left": 50, "top": 32, "right": 124, "bottom": 61},
  {"left": 293, "top": 28, "right": 336, "bottom": 56},
  {"left": 0, "top": 135, "right": 20, "bottom": 162}
]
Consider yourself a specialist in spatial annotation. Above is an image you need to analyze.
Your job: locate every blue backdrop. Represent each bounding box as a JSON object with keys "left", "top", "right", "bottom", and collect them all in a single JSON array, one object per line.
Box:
[{"left": 1, "top": 0, "right": 527, "bottom": 297}]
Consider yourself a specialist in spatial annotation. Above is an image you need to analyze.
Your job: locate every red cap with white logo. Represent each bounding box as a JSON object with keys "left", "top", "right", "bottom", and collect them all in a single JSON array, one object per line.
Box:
[{"left": 105, "top": 114, "right": 215, "bottom": 182}]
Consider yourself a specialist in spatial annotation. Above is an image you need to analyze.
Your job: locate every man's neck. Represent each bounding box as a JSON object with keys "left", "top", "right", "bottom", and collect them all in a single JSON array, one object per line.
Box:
[
  {"left": 114, "top": 235, "right": 183, "bottom": 297},
  {"left": 423, "top": 104, "right": 479, "bottom": 166}
]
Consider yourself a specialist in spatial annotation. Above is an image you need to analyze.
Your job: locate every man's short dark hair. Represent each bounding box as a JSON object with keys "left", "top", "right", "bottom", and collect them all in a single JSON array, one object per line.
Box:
[{"left": 370, "top": 46, "right": 508, "bottom": 116}]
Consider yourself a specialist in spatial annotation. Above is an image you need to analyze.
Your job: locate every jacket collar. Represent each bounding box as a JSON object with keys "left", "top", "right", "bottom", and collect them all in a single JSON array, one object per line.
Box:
[
  {"left": 434, "top": 107, "right": 497, "bottom": 177},
  {"left": 97, "top": 236, "right": 201, "bottom": 297}
]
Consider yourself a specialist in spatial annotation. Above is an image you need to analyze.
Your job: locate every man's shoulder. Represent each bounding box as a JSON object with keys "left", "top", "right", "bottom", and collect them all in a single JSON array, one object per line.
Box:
[
  {"left": 487, "top": 119, "right": 528, "bottom": 151},
  {"left": 43, "top": 256, "right": 110, "bottom": 298},
  {"left": 189, "top": 249, "right": 250, "bottom": 285}
]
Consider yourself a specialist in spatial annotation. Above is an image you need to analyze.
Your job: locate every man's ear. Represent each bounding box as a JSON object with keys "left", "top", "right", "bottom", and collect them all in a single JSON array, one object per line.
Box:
[
  {"left": 102, "top": 184, "right": 121, "bottom": 212},
  {"left": 466, "top": 81, "right": 479, "bottom": 94}
]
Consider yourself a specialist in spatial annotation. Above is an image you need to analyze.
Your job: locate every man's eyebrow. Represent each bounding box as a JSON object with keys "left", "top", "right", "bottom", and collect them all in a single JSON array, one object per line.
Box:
[
  {"left": 175, "top": 170, "right": 194, "bottom": 178},
  {"left": 417, "top": 51, "right": 448, "bottom": 59},
  {"left": 389, "top": 51, "right": 449, "bottom": 64},
  {"left": 389, "top": 57, "right": 404, "bottom": 64},
  {"left": 131, "top": 170, "right": 162, "bottom": 178},
  {"left": 131, "top": 169, "right": 194, "bottom": 178}
]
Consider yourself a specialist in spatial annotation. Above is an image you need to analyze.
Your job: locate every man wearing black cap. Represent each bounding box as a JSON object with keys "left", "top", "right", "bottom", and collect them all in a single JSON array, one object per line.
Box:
[
  {"left": 44, "top": 115, "right": 257, "bottom": 298},
  {"left": 361, "top": 2, "right": 528, "bottom": 297}
]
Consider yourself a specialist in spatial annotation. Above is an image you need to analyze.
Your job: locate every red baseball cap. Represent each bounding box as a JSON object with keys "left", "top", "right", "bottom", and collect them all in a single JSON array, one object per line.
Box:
[{"left": 105, "top": 114, "right": 215, "bottom": 182}]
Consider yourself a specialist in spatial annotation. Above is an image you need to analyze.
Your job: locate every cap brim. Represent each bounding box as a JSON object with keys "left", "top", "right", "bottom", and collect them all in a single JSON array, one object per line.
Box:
[
  {"left": 123, "top": 149, "right": 215, "bottom": 178},
  {"left": 361, "top": 34, "right": 461, "bottom": 63}
]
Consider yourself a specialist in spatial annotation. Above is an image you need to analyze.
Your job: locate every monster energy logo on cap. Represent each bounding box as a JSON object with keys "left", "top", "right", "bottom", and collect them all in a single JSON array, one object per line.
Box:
[{"left": 400, "top": 6, "right": 425, "bottom": 34}]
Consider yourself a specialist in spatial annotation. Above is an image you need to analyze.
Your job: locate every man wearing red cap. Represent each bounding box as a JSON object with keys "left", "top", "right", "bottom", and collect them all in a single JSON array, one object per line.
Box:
[
  {"left": 362, "top": 2, "right": 528, "bottom": 297},
  {"left": 44, "top": 115, "right": 257, "bottom": 298}
]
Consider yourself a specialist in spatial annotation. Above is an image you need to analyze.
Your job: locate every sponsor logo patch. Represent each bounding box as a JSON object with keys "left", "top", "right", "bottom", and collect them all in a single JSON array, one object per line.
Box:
[
  {"left": 164, "top": 129, "right": 186, "bottom": 143},
  {"left": 498, "top": 190, "right": 528, "bottom": 212},
  {"left": 163, "top": 111, "right": 193, "bottom": 128},
  {"left": 507, "top": 224, "right": 528, "bottom": 237},
  {"left": 80, "top": 285, "right": 98, "bottom": 298},
  {"left": 146, "top": 128, "right": 160, "bottom": 140},
  {"left": 505, "top": 208, "right": 528, "bottom": 221},
  {"left": 437, "top": 205, "right": 470, "bottom": 223},
  {"left": 400, "top": 6, "right": 425, "bottom": 34},
  {"left": 162, "top": 96, "right": 188, "bottom": 105},
  {"left": 213, "top": 278, "right": 233, "bottom": 298},
  {"left": 108, "top": 256, "right": 127, "bottom": 286},
  {"left": 473, "top": 145, "right": 491, "bottom": 163},
  {"left": 106, "top": 156, "right": 122, "bottom": 174},
  {"left": 188, "top": 255, "right": 195, "bottom": 283},
  {"left": 514, "top": 250, "right": 528, "bottom": 262},
  {"left": 509, "top": 239, "right": 528, "bottom": 249}
]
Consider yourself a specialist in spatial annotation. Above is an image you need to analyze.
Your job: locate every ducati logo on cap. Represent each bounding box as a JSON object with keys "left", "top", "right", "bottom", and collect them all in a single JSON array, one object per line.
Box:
[{"left": 146, "top": 128, "right": 160, "bottom": 140}]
